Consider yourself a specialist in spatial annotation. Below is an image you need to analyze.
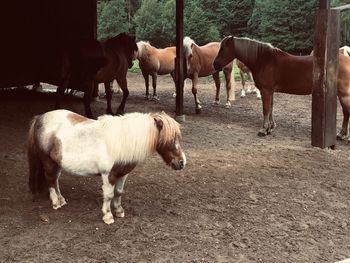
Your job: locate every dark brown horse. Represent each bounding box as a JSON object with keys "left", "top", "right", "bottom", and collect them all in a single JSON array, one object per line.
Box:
[
  {"left": 1, "top": 39, "right": 106, "bottom": 118},
  {"left": 214, "top": 36, "right": 350, "bottom": 138},
  {"left": 95, "top": 33, "right": 138, "bottom": 115},
  {"left": 183, "top": 36, "right": 234, "bottom": 113}
]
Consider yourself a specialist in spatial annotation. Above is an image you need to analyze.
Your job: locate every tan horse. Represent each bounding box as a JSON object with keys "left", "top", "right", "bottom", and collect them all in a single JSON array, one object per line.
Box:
[
  {"left": 136, "top": 41, "right": 176, "bottom": 100},
  {"left": 183, "top": 36, "right": 234, "bottom": 113},
  {"left": 214, "top": 36, "right": 350, "bottom": 138},
  {"left": 236, "top": 59, "right": 261, "bottom": 99}
]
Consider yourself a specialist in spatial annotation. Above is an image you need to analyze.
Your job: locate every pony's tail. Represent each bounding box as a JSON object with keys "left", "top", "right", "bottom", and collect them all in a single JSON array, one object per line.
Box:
[{"left": 27, "top": 116, "right": 46, "bottom": 194}]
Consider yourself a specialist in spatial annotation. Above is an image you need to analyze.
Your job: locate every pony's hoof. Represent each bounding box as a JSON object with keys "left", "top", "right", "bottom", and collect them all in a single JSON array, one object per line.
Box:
[
  {"left": 212, "top": 100, "right": 220, "bottom": 105},
  {"left": 52, "top": 203, "right": 61, "bottom": 210},
  {"left": 257, "top": 129, "right": 268, "bottom": 137},
  {"left": 144, "top": 94, "right": 150, "bottom": 100},
  {"left": 103, "top": 212, "right": 115, "bottom": 225},
  {"left": 240, "top": 94, "right": 246, "bottom": 98},
  {"left": 58, "top": 196, "right": 67, "bottom": 207},
  {"left": 225, "top": 102, "right": 231, "bottom": 109},
  {"left": 115, "top": 207, "right": 125, "bottom": 218},
  {"left": 195, "top": 108, "right": 202, "bottom": 114},
  {"left": 152, "top": 96, "right": 160, "bottom": 101}
]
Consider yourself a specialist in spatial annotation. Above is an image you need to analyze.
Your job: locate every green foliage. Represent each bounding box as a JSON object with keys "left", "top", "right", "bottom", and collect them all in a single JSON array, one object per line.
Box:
[
  {"left": 97, "top": 0, "right": 129, "bottom": 41},
  {"left": 184, "top": 3, "right": 220, "bottom": 44},
  {"left": 332, "top": 0, "right": 350, "bottom": 46},
  {"left": 250, "top": 0, "right": 317, "bottom": 53},
  {"left": 133, "top": 0, "right": 175, "bottom": 47},
  {"left": 217, "top": 0, "right": 255, "bottom": 37},
  {"left": 128, "top": 59, "right": 141, "bottom": 73}
]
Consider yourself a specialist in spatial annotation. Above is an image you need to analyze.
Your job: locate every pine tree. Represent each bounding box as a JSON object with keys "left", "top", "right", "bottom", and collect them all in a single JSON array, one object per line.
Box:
[{"left": 97, "top": 0, "right": 129, "bottom": 41}]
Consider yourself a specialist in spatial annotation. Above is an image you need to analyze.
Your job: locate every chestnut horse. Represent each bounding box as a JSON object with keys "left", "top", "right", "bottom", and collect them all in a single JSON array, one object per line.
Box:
[
  {"left": 28, "top": 109, "right": 186, "bottom": 224},
  {"left": 214, "top": 36, "right": 350, "bottom": 138},
  {"left": 183, "top": 37, "right": 234, "bottom": 113},
  {"left": 95, "top": 32, "right": 138, "bottom": 115},
  {"left": 136, "top": 41, "right": 176, "bottom": 100},
  {"left": 236, "top": 59, "right": 261, "bottom": 99}
]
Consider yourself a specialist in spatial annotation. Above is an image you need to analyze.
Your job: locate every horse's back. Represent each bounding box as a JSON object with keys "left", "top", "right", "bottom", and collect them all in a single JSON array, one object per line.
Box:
[
  {"left": 272, "top": 53, "right": 313, "bottom": 94},
  {"left": 337, "top": 54, "right": 350, "bottom": 98}
]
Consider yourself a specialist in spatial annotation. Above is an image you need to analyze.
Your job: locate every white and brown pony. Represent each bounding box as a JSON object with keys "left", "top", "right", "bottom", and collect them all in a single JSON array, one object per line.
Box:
[
  {"left": 136, "top": 41, "right": 176, "bottom": 100},
  {"left": 183, "top": 36, "right": 234, "bottom": 113},
  {"left": 236, "top": 59, "right": 261, "bottom": 99},
  {"left": 27, "top": 109, "right": 186, "bottom": 224},
  {"left": 214, "top": 36, "right": 350, "bottom": 137}
]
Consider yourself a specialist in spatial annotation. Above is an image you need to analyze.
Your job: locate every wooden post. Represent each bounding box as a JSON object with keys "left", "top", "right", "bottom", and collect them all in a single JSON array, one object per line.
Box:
[
  {"left": 175, "top": 0, "right": 185, "bottom": 121},
  {"left": 312, "top": 0, "right": 340, "bottom": 149}
]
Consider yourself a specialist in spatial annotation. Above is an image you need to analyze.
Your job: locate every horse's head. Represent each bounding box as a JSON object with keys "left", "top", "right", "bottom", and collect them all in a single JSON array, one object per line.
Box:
[
  {"left": 183, "top": 36, "right": 195, "bottom": 76},
  {"left": 152, "top": 112, "right": 186, "bottom": 171},
  {"left": 214, "top": 36, "right": 236, "bottom": 71},
  {"left": 107, "top": 33, "right": 138, "bottom": 69},
  {"left": 125, "top": 34, "right": 138, "bottom": 68}
]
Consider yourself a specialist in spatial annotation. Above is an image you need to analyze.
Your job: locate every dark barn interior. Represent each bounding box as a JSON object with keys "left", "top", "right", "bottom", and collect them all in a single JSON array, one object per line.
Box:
[{"left": 0, "top": 0, "right": 96, "bottom": 88}]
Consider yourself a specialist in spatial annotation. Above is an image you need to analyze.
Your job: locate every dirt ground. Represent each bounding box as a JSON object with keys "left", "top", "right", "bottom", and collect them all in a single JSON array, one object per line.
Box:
[{"left": 0, "top": 73, "right": 349, "bottom": 263}]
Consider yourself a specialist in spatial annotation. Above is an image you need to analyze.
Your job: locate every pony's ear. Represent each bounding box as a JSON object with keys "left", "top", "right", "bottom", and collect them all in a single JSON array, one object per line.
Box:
[{"left": 154, "top": 117, "right": 163, "bottom": 131}]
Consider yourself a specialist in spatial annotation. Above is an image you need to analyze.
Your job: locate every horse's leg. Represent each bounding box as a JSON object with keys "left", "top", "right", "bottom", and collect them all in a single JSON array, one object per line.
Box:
[
  {"left": 240, "top": 71, "right": 246, "bottom": 98},
  {"left": 269, "top": 93, "right": 276, "bottom": 131},
  {"left": 42, "top": 157, "right": 62, "bottom": 210},
  {"left": 115, "top": 76, "right": 129, "bottom": 115},
  {"left": 83, "top": 81, "right": 95, "bottom": 119},
  {"left": 170, "top": 71, "right": 177, "bottom": 98},
  {"left": 104, "top": 82, "right": 113, "bottom": 115},
  {"left": 212, "top": 71, "right": 220, "bottom": 105},
  {"left": 151, "top": 73, "right": 159, "bottom": 101},
  {"left": 191, "top": 74, "right": 202, "bottom": 114},
  {"left": 112, "top": 174, "right": 129, "bottom": 218},
  {"left": 337, "top": 102, "right": 350, "bottom": 140},
  {"left": 223, "top": 68, "right": 233, "bottom": 108},
  {"left": 55, "top": 69, "right": 72, "bottom": 109},
  {"left": 258, "top": 89, "right": 274, "bottom": 137},
  {"left": 54, "top": 171, "right": 67, "bottom": 208},
  {"left": 142, "top": 72, "right": 150, "bottom": 99},
  {"left": 101, "top": 173, "right": 115, "bottom": 225}
]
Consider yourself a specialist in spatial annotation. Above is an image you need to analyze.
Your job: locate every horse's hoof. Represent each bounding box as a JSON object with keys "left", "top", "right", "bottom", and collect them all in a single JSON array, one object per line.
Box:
[
  {"left": 116, "top": 110, "right": 124, "bottom": 116},
  {"left": 152, "top": 96, "right": 160, "bottom": 101},
  {"left": 225, "top": 102, "right": 231, "bottom": 109},
  {"left": 336, "top": 133, "right": 348, "bottom": 141},
  {"left": 240, "top": 94, "right": 246, "bottom": 98},
  {"left": 115, "top": 211, "right": 125, "bottom": 218},
  {"left": 103, "top": 212, "right": 115, "bottom": 225},
  {"left": 144, "top": 95, "right": 150, "bottom": 100},
  {"left": 212, "top": 100, "right": 220, "bottom": 105}
]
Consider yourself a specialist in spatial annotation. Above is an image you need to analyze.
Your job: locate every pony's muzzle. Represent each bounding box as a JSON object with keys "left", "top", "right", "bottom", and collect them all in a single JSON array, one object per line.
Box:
[{"left": 171, "top": 155, "right": 186, "bottom": 170}]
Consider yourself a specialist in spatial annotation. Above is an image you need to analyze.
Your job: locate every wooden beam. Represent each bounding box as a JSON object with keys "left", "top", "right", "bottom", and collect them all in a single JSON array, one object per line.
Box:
[
  {"left": 175, "top": 0, "right": 185, "bottom": 121},
  {"left": 312, "top": 7, "right": 340, "bottom": 149}
]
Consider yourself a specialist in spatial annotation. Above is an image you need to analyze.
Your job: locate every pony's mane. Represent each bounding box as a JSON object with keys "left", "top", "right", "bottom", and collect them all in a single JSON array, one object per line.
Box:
[
  {"left": 97, "top": 111, "right": 180, "bottom": 164},
  {"left": 150, "top": 111, "right": 181, "bottom": 147},
  {"left": 136, "top": 41, "right": 152, "bottom": 59},
  {"left": 183, "top": 36, "right": 196, "bottom": 57}
]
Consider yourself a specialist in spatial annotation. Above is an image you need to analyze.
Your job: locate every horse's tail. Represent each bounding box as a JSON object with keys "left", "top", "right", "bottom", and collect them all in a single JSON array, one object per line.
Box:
[{"left": 27, "top": 115, "right": 46, "bottom": 194}]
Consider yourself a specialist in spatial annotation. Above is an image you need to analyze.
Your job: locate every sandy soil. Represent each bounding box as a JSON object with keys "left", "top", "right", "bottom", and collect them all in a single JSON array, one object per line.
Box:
[{"left": 0, "top": 73, "right": 349, "bottom": 263}]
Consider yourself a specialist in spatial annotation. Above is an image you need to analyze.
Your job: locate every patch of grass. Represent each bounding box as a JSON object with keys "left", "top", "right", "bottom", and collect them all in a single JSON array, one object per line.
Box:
[{"left": 128, "top": 60, "right": 141, "bottom": 73}]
